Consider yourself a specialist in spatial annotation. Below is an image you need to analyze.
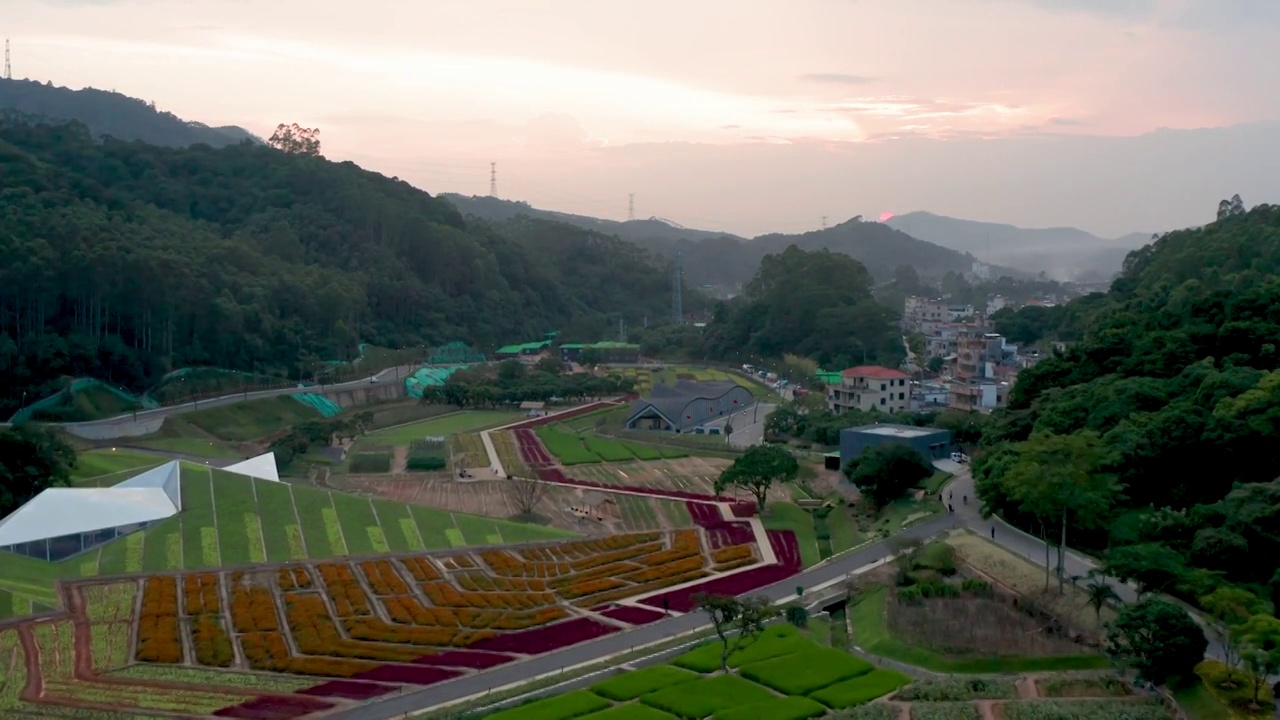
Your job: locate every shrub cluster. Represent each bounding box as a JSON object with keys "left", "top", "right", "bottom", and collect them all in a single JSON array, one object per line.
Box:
[
  {"left": 575, "top": 568, "right": 709, "bottom": 608},
  {"left": 400, "top": 556, "right": 443, "bottom": 582},
  {"left": 456, "top": 571, "right": 546, "bottom": 593},
  {"left": 230, "top": 584, "right": 280, "bottom": 633},
  {"left": 317, "top": 563, "right": 372, "bottom": 616},
  {"left": 183, "top": 573, "right": 233, "bottom": 667},
  {"left": 622, "top": 556, "right": 705, "bottom": 584},
  {"left": 240, "top": 629, "right": 375, "bottom": 677},
  {"left": 283, "top": 592, "right": 423, "bottom": 662},
  {"left": 636, "top": 530, "right": 701, "bottom": 566},
  {"left": 277, "top": 566, "right": 313, "bottom": 591},
  {"left": 381, "top": 594, "right": 566, "bottom": 631},
  {"left": 442, "top": 554, "right": 477, "bottom": 569},
  {"left": 183, "top": 572, "right": 220, "bottom": 615},
  {"left": 559, "top": 577, "right": 629, "bottom": 600},
  {"left": 135, "top": 576, "right": 182, "bottom": 664},
  {"left": 711, "top": 545, "right": 755, "bottom": 565},
  {"left": 343, "top": 615, "right": 496, "bottom": 648},
  {"left": 713, "top": 558, "right": 758, "bottom": 573},
  {"left": 360, "top": 560, "right": 410, "bottom": 596}
]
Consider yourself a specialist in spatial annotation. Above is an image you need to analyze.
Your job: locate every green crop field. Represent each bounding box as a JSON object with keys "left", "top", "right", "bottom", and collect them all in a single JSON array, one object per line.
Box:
[
  {"left": 479, "top": 624, "right": 907, "bottom": 720},
  {"left": 365, "top": 410, "right": 524, "bottom": 445},
  {"left": 70, "top": 449, "right": 165, "bottom": 485},
  {"left": 183, "top": 395, "right": 323, "bottom": 441},
  {"left": 0, "top": 462, "right": 576, "bottom": 621}
]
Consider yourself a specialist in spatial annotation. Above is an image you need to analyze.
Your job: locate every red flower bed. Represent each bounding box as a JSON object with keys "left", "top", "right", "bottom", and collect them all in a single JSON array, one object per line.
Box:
[
  {"left": 468, "top": 617, "right": 619, "bottom": 654},
  {"left": 213, "top": 696, "right": 333, "bottom": 720},
  {"left": 638, "top": 530, "right": 803, "bottom": 612},
  {"left": 411, "top": 650, "right": 516, "bottom": 669},
  {"left": 298, "top": 680, "right": 396, "bottom": 700},
  {"left": 352, "top": 664, "right": 462, "bottom": 685},
  {"left": 597, "top": 605, "right": 666, "bottom": 625},
  {"left": 686, "top": 502, "right": 754, "bottom": 548},
  {"left": 514, "top": 429, "right": 555, "bottom": 466}
]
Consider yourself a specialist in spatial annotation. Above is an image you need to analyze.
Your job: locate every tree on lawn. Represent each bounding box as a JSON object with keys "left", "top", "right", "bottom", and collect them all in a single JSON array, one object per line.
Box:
[
  {"left": 1199, "top": 587, "right": 1262, "bottom": 687},
  {"left": 1105, "top": 597, "right": 1207, "bottom": 685},
  {"left": 844, "top": 445, "right": 932, "bottom": 508},
  {"left": 715, "top": 444, "right": 799, "bottom": 514},
  {"left": 503, "top": 475, "right": 550, "bottom": 518},
  {"left": 693, "top": 593, "right": 777, "bottom": 672},
  {"left": 998, "top": 431, "right": 1121, "bottom": 593},
  {"left": 1237, "top": 614, "right": 1280, "bottom": 709}
]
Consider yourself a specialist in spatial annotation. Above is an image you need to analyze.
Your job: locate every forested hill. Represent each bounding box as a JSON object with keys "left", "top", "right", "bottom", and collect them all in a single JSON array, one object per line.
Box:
[
  {"left": 977, "top": 201, "right": 1280, "bottom": 607},
  {"left": 444, "top": 194, "right": 985, "bottom": 289},
  {"left": 0, "top": 78, "right": 259, "bottom": 148},
  {"left": 0, "top": 120, "right": 693, "bottom": 417}
]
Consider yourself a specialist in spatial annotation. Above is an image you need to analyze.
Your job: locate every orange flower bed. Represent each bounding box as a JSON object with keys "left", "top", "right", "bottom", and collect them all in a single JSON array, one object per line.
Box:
[
  {"left": 135, "top": 577, "right": 182, "bottom": 664},
  {"left": 713, "top": 558, "right": 758, "bottom": 573},
  {"left": 240, "top": 630, "right": 375, "bottom": 677},
  {"left": 441, "top": 553, "right": 476, "bottom": 569},
  {"left": 636, "top": 530, "right": 702, "bottom": 567},
  {"left": 342, "top": 615, "right": 495, "bottom": 648},
  {"left": 401, "top": 557, "right": 442, "bottom": 582},
  {"left": 192, "top": 614, "right": 234, "bottom": 667},
  {"left": 547, "top": 562, "right": 643, "bottom": 592},
  {"left": 317, "top": 563, "right": 372, "bottom": 617},
  {"left": 567, "top": 543, "right": 664, "bottom": 572},
  {"left": 489, "top": 607, "right": 567, "bottom": 631},
  {"left": 230, "top": 585, "right": 280, "bottom": 633},
  {"left": 621, "top": 556, "right": 705, "bottom": 584},
  {"left": 360, "top": 560, "right": 410, "bottom": 596},
  {"left": 421, "top": 582, "right": 555, "bottom": 610},
  {"left": 183, "top": 572, "right": 221, "bottom": 616},
  {"left": 558, "top": 577, "right": 628, "bottom": 600},
  {"left": 384, "top": 595, "right": 459, "bottom": 626},
  {"left": 278, "top": 566, "right": 313, "bottom": 591},
  {"left": 711, "top": 545, "right": 754, "bottom": 564},
  {"left": 576, "top": 569, "right": 709, "bottom": 608},
  {"left": 283, "top": 593, "right": 424, "bottom": 663}
]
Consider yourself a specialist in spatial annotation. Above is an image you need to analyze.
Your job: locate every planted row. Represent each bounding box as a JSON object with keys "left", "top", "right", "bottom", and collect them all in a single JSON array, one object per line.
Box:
[{"left": 135, "top": 577, "right": 182, "bottom": 664}]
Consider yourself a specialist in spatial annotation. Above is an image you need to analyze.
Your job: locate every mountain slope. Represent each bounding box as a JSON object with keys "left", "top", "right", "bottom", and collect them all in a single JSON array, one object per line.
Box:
[
  {"left": 0, "top": 119, "right": 690, "bottom": 418},
  {"left": 886, "top": 211, "right": 1153, "bottom": 280},
  {"left": 0, "top": 78, "right": 260, "bottom": 148},
  {"left": 445, "top": 195, "right": 985, "bottom": 289}
]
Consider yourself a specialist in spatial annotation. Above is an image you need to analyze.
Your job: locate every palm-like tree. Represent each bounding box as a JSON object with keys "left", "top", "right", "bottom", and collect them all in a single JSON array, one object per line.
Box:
[{"left": 1084, "top": 575, "right": 1121, "bottom": 624}]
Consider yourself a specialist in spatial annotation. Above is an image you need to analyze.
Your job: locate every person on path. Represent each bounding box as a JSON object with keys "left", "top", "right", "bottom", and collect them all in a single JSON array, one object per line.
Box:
[
  {"left": 949, "top": 490, "right": 953, "bottom": 500},
  {"left": 948, "top": 504, "right": 954, "bottom": 514},
  {"left": 963, "top": 495, "right": 968, "bottom": 505},
  {"left": 991, "top": 525, "right": 996, "bottom": 539}
]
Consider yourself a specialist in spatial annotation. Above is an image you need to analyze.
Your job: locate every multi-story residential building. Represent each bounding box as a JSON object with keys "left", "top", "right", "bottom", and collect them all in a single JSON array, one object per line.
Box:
[
  {"left": 947, "top": 330, "right": 1016, "bottom": 412},
  {"left": 827, "top": 366, "right": 910, "bottom": 414},
  {"left": 905, "top": 297, "right": 976, "bottom": 328}
]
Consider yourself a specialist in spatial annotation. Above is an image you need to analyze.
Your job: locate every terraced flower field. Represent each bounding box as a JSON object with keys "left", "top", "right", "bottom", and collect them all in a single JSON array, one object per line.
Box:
[{"left": 0, "top": 502, "right": 803, "bottom": 719}]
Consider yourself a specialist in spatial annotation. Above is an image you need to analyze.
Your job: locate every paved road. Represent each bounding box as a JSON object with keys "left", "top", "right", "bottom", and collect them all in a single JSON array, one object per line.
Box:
[
  {"left": 11, "top": 364, "right": 418, "bottom": 439},
  {"left": 327, "top": 516, "right": 956, "bottom": 720}
]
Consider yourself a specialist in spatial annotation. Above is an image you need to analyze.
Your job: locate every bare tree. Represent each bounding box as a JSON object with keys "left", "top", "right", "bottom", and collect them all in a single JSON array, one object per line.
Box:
[{"left": 503, "top": 475, "right": 550, "bottom": 516}]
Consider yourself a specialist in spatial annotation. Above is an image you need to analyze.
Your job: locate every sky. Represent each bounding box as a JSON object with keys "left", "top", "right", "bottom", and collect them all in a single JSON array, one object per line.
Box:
[{"left": 7, "top": 0, "right": 1280, "bottom": 238}]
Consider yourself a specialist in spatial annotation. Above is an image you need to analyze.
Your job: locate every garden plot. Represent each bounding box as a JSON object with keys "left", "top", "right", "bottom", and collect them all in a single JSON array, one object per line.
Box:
[
  {"left": 0, "top": 519, "right": 802, "bottom": 720},
  {"left": 566, "top": 458, "right": 731, "bottom": 497}
]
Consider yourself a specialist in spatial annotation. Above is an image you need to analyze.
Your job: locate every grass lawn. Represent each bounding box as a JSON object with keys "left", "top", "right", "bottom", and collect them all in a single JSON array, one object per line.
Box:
[
  {"left": 128, "top": 437, "right": 242, "bottom": 459},
  {"left": 849, "top": 585, "right": 1109, "bottom": 673},
  {"left": 763, "top": 502, "right": 821, "bottom": 568},
  {"left": 365, "top": 410, "right": 524, "bottom": 445},
  {"left": 923, "top": 471, "right": 952, "bottom": 495},
  {"left": 877, "top": 496, "right": 943, "bottom": 535},
  {"left": 71, "top": 449, "right": 164, "bottom": 483}
]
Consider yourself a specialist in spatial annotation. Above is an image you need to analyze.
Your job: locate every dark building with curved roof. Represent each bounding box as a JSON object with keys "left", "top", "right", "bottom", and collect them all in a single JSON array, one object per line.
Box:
[{"left": 625, "top": 380, "right": 756, "bottom": 433}]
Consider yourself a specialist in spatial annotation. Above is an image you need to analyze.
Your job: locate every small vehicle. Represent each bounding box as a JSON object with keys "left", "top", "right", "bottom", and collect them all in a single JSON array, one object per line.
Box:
[
  {"left": 368, "top": 375, "right": 379, "bottom": 384},
  {"left": 950, "top": 451, "right": 969, "bottom": 463}
]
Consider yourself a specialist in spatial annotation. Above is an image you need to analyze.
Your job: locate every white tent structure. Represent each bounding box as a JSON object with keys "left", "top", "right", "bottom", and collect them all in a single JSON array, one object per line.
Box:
[{"left": 0, "top": 452, "right": 281, "bottom": 562}]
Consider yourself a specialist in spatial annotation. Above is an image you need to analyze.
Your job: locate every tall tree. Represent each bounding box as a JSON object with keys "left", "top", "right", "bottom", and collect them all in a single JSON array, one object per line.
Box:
[
  {"left": 1084, "top": 574, "right": 1120, "bottom": 626},
  {"left": 998, "top": 431, "right": 1121, "bottom": 593},
  {"left": 1237, "top": 614, "right": 1280, "bottom": 708},
  {"left": 267, "top": 122, "right": 322, "bottom": 156},
  {"left": 1199, "top": 587, "right": 1261, "bottom": 686},
  {"left": 693, "top": 593, "right": 777, "bottom": 673},
  {"left": 844, "top": 445, "right": 932, "bottom": 508},
  {"left": 715, "top": 444, "right": 799, "bottom": 515},
  {"left": 1106, "top": 597, "right": 1207, "bottom": 685},
  {"left": 503, "top": 475, "right": 550, "bottom": 518}
]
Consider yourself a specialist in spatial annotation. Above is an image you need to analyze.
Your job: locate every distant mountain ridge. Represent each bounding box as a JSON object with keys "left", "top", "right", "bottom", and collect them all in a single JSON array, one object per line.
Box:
[
  {"left": 0, "top": 77, "right": 260, "bottom": 148},
  {"left": 443, "top": 194, "right": 1000, "bottom": 290},
  {"left": 885, "top": 211, "right": 1153, "bottom": 281}
]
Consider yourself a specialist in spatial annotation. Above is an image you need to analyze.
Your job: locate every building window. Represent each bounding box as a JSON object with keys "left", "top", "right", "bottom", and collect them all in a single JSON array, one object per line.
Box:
[
  {"left": 899, "top": 392, "right": 905, "bottom": 400},
  {"left": 880, "top": 383, "right": 886, "bottom": 391},
  {"left": 880, "top": 397, "right": 885, "bottom": 405}
]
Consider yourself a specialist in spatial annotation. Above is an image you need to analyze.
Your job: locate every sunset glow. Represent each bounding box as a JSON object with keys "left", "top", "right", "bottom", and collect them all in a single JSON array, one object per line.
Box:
[{"left": 879, "top": 212, "right": 896, "bottom": 222}]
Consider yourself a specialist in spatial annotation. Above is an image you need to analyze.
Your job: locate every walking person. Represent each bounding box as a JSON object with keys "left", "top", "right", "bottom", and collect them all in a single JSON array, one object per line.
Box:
[
  {"left": 963, "top": 495, "right": 968, "bottom": 506},
  {"left": 991, "top": 525, "right": 996, "bottom": 539},
  {"left": 948, "top": 503, "right": 954, "bottom": 515}
]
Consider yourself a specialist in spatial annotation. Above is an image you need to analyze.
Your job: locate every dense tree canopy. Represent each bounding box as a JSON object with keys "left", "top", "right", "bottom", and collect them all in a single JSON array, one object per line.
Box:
[
  {"left": 974, "top": 202, "right": 1280, "bottom": 606},
  {"left": 0, "top": 119, "right": 691, "bottom": 417},
  {"left": 0, "top": 426, "right": 77, "bottom": 518}
]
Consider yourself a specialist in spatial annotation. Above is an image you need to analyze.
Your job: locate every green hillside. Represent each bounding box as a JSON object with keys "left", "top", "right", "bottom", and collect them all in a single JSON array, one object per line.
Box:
[
  {"left": 0, "top": 463, "right": 576, "bottom": 619},
  {"left": 976, "top": 201, "right": 1280, "bottom": 609}
]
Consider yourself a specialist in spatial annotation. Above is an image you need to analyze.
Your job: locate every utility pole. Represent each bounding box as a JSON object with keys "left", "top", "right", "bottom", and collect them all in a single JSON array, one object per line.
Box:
[
  {"left": 821, "top": 215, "right": 828, "bottom": 230},
  {"left": 628, "top": 194, "right": 635, "bottom": 221},
  {"left": 618, "top": 317, "right": 627, "bottom": 343},
  {"left": 4, "top": 39, "right": 11, "bottom": 81},
  {"left": 489, "top": 162, "right": 497, "bottom": 197}
]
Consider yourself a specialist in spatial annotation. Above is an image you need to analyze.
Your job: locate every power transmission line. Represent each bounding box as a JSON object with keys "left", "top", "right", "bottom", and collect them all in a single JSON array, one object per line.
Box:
[
  {"left": 4, "top": 39, "right": 11, "bottom": 80},
  {"left": 489, "top": 162, "right": 497, "bottom": 197},
  {"left": 821, "top": 215, "right": 828, "bottom": 230},
  {"left": 628, "top": 194, "right": 635, "bottom": 221}
]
